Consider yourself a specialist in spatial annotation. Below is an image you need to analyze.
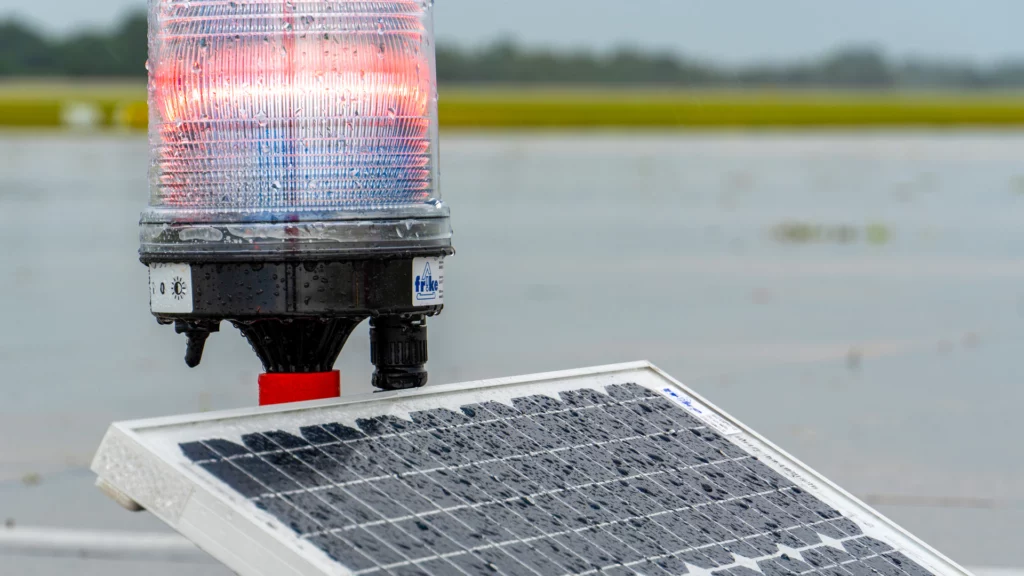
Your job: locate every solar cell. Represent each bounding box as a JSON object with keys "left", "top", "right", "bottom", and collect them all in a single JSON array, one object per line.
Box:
[{"left": 92, "top": 363, "right": 971, "bottom": 576}]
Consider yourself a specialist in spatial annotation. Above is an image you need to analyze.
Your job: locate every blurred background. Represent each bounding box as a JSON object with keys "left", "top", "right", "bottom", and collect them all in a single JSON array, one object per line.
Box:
[{"left": 2, "top": 0, "right": 1023, "bottom": 574}]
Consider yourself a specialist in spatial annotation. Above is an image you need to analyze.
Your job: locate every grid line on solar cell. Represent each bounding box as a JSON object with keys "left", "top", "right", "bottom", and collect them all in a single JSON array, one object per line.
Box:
[
  {"left": 347, "top": 550, "right": 918, "bottom": 576},
  {"left": 291, "top": 456, "right": 775, "bottom": 536},
  {"left": 190, "top": 398, "right": 715, "bottom": 503},
  {"left": 178, "top": 383, "right": 936, "bottom": 576},
  {"left": 201, "top": 395, "right": 719, "bottom": 573},
  {"left": 331, "top": 502, "right": 847, "bottom": 576},
  {"left": 186, "top": 394, "right": 688, "bottom": 466},
  {"left": 236, "top": 423, "right": 719, "bottom": 502},
  {"left": 209, "top": 391, "right": 790, "bottom": 565},
  {"left": 205, "top": 426, "right": 753, "bottom": 541},
  {"left": 187, "top": 387, "right": 696, "bottom": 574}
]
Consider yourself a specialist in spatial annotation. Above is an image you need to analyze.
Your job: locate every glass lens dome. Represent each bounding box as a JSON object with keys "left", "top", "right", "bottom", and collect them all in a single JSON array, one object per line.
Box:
[{"left": 141, "top": 0, "right": 449, "bottom": 257}]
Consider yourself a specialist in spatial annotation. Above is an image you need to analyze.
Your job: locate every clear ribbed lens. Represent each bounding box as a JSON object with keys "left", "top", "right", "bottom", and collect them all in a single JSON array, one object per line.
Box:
[{"left": 142, "top": 0, "right": 448, "bottom": 256}]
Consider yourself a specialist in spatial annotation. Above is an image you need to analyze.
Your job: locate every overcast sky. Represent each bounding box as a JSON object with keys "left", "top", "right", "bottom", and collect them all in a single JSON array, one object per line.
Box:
[{"left": 7, "top": 0, "right": 1022, "bottom": 64}]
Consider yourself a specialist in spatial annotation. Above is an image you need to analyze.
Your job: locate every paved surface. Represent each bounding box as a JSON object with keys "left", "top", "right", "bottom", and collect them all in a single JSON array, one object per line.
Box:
[{"left": 1, "top": 132, "right": 1023, "bottom": 572}]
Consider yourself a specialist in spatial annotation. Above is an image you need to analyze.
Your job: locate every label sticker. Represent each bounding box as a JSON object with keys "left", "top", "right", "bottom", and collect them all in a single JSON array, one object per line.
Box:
[
  {"left": 412, "top": 257, "right": 444, "bottom": 306},
  {"left": 150, "top": 263, "right": 194, "bottom": 314},
  {"left": 659, "top": 386, "right": 742, "bottom": 436}
]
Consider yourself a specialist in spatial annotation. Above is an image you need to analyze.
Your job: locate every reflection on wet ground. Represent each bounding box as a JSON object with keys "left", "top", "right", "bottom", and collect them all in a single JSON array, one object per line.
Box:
[{"left": 1, "top": 132, "right": 1023, "bottom": 570}]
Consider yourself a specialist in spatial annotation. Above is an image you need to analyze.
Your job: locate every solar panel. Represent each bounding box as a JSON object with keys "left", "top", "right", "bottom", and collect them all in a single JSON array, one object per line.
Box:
[{"left": 92, "top": 362, "right": 971, "bottom": 576}]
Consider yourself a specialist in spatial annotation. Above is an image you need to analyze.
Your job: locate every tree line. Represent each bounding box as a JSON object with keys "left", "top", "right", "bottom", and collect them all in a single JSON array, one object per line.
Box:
[{"left": 4, "top": 11, "right": 1024, "bottom": 89}]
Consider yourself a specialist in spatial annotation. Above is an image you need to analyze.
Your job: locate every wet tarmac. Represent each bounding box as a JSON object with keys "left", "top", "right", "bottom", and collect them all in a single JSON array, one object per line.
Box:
[{"left": 2, "top": 132, "right": 1023, "bottom": 572}]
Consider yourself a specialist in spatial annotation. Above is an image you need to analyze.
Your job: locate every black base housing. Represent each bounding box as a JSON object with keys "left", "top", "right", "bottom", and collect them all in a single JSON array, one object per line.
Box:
[{"left": 149, "top": 254, "right": 447, "bottom": 391}]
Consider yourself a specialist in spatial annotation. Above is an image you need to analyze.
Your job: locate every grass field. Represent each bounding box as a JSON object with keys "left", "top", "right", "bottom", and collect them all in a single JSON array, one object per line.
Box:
[
  {"left": 442, "top": 89, "right": 1024, "bottom": 128},
  {"left": 0, "top": 80, "right": 145, "bottom": 128},
  {"left": 3, "top": 81, "right": 1024, "bottom": 129}
]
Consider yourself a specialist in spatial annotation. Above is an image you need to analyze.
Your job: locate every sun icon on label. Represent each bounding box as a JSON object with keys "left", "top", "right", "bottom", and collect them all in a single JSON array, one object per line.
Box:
[{"left": 171, "top": 276, "right": 188, "bottom": 300}]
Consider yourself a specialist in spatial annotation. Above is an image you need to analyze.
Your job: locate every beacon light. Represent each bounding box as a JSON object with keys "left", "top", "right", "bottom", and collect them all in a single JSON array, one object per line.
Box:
[{"left": 141, "top": 0, "right": 451, "bottom": 398}]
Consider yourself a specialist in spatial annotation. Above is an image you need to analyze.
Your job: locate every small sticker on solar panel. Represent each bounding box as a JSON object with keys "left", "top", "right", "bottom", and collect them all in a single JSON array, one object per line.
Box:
[
  {"left": 92, "top": 363, "right": 971, "bottom": 576},
  {"left": 658, "top": 386, "right": 741, "bottom": 436}
]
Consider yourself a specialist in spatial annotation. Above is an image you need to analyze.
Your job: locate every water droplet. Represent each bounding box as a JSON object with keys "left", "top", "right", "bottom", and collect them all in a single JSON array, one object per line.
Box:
[
  {"left": 144, "top": 59, "right": 150, "bottom": 72},
  {"left": 191, "top": 61, "right": 202, "bottom": 73},
  {"left": 377, "top": 17, "right": 385, "bottom": 35}
]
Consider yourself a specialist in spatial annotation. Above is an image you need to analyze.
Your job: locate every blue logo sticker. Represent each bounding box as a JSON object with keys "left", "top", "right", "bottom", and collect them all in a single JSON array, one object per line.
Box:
[{"left": 414, "top": 261, "right": 440, "bottom": 301}]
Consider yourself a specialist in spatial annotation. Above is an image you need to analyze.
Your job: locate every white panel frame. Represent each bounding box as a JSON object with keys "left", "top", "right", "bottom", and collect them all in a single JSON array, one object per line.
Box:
[{"left": 91, "top": 361, "right": 975, "bottom": 576}]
